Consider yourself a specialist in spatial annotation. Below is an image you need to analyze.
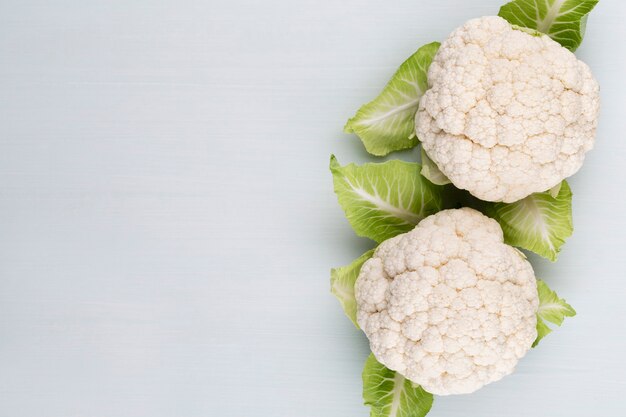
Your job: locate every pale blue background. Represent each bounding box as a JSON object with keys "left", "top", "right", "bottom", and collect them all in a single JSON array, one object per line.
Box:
[{"left": 0, "top": 0, "right": 624, "bottom": 416}]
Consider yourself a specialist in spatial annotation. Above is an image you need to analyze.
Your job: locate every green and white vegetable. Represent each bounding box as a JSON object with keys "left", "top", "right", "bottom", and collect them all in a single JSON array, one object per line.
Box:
[
  {"left": 416, "top": 16, "right": 600, "bottom": 203},
  {"left": 330, "top": 0, "right": 597, "bottom": 414},
  {"left": 356, "top": 208, "right": 539, "bottom": 395}
]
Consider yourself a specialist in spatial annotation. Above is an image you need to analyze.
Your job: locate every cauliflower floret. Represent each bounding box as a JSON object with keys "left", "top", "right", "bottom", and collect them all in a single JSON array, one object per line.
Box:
[
  {"left": 416, "top": 16, "right": 600, "bottom": 203},
  {"left": 355, "top": 208, "right": 539, "bottom": 395}
]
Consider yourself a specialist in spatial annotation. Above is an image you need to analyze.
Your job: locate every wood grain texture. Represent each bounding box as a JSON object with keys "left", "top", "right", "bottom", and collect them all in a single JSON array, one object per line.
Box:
[{"left": 0, "top": 0, "right": 624, "bottom": 416}]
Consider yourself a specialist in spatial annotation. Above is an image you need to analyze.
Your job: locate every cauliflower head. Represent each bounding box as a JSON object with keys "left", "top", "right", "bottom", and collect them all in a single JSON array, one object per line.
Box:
[
  {"left": 355, "top": 208, "right": 539, "bottom": 395},
  {"left": 416, "top": 16, "right": 600, "bottom": 203}
]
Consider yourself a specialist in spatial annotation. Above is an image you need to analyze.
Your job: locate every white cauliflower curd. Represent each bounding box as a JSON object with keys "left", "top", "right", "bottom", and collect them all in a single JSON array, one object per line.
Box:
[
  {"left": 355, "top": 208, "right": 539, "bottom": 395},
  {"left": 416, "top": 16, "right": 600, "bottom": 203}
]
